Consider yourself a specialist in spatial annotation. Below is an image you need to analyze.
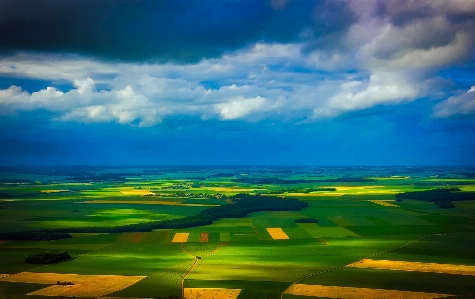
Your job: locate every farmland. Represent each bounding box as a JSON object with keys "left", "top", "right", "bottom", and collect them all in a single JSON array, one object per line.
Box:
[{"left": 0, "top": 166, "right": 475, "bottom": 298}]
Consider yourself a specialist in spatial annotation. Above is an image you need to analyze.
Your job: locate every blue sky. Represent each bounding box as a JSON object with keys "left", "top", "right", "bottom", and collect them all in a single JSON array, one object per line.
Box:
[{"left": 1, "top": 0, "right": 475, "bottom": 165}]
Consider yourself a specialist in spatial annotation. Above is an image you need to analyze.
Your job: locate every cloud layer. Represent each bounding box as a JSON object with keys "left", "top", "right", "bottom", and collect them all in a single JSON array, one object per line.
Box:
[{"left": 0, "top": 0, "right": 475, "bottom": 126}]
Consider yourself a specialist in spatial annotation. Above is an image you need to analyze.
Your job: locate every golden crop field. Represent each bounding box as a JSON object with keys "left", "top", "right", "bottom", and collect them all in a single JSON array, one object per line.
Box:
[
  {"left": 347, "top": 259, "right": 475, "bottom": 276},
  {"left": 266, "top": 193, "right": 344, "bottom": 197},
  {"left": 206, "top": 187, "right": 260, "bottom": 192},
  {"left": 40, "top": 190, "right": 69, "bottom": 193},
  {"left": 184, "top": 288, "right": 241, "bottom": 299},
  {"left": 172, "top": 232, "right": 190, "bottom": 243},
  {"left": 266, "top": 227, "right": 289, "bottom": 240},
  {"left": 120, "top": 189, "right": 156, "bottom": 196},
  {"left": 368, "top": 200, "right": 399, "bottom": 207},
  {"left": 286, "top": 284, "right": 452, "bottom": 298},
  {"left": 0, "top": 272, "right": 145, "bottom": 297}
]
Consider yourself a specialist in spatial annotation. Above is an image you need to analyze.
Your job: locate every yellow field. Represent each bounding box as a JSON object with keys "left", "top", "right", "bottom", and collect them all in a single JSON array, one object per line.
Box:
[
  {"left": 266, "top": 227, "right": 289, "bottom": 240},
  {"left": 265, "top": 193, "right": 344, "bottom": 197},
  {"left": 368, "top": 200, "right": 399, "bottom": 207},
  {"left": 77, "top": 200, "right": 218, "bottom": 207},
  {"left": 172, "top": 232, "right": 190, "bottom": 243},
  {"left": 286, "top": 284, "right": 452, "bottom": 298},
  {"left": 0, "top": 272, "right": 144, "bottom": 297},
  {"left": 333, "top": 186, "right": 400, "bottom": 195},
  {"left": 120, "top": 189, "right": 155, "bottom": 196},
  {"left": 271, "top": 186, "right": 400, "bottom": 197},
  {"left": 207, "top": 187, "right": 260, "bottom": 192},
  {"left": 348, "top": 259, "right": 475, "bottom": 276},
  {"left": 40, "top": 190, "right": 69, "bottom": 193},
  {"left": 184, "top": 288, "right": 241, "bottom": 299}
]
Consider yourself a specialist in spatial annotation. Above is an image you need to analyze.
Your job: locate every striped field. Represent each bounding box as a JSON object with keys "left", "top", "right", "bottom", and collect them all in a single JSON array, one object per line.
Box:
[
  {"left": 184, "top": 288, "right": 241, "bottom": 299},
  {"left": 0, "top": 272, "right": 145, "bottom": 297},
  {"left": 347, "top": 259, "right": 475, "bottom": 276},
  {"left": 286, "top": 284, "right": 452, "bottom": 299}
]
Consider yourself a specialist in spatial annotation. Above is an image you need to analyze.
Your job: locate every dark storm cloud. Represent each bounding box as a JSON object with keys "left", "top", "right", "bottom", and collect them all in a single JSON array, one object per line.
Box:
[
  {"left": 301, "top": 0, "right": 357, "bottom": 53},
  {"left": 0, "top": 0, "right": 336, "bottom": 63},
  {"left": 376, "top": 0, "right": 475, "bottom": 27}
]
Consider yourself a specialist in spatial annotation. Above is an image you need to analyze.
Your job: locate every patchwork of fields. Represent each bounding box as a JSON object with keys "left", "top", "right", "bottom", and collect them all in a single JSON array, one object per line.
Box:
[{"left": 0, "top": 166, "right": 475, "bottom": 298}]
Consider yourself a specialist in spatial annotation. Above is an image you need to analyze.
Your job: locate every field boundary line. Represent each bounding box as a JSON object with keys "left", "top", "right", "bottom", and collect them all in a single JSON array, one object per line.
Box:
[
  {"left": 181, "top": 258, "right": 200, "bottom": 299},
  {"left": 180, "top": 242, "right": 225, "bottom": 299},
  {"left": 280, "top": 234, "right": 433, "bottom": 299},
  {"left": 77, "top": 243, "right": 117, "bottom": 257},
  {"left": 249, "top": 218, "right": 261, "bottom": 239},
  {"left": 180, "top": 243, "right": 196, "bottom": 258},
  {"left": 203, "top": 241, "right": 226, "bottom": 258}
]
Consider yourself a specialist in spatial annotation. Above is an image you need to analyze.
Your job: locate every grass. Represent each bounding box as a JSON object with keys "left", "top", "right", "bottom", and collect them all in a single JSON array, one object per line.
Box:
[
  {"left": 0, "top": 247, "right": 85, "bottom": 274},
  {"left": 1, "top": 166, "right": 475, "bottom": 296},
  {"left": 110, "top": 259, "right": 194, "bottom": 298},
  {"left": 298, "top": 267, "right": 475, "bottom": 296},
  {"left": 346, "top": 224, "right": 473, "bottom": 236},
  {"left": 0, "top": 282, "right": 50, "bottom": 299},
  {"left": 1, "top": 272, "right": 145, "bottom": 298},
  {"left": 33, "top": 243, "right": 192, "bottom": 276},
  {"left": 297, "top": 224, "right": 358, "bottom": 238}
]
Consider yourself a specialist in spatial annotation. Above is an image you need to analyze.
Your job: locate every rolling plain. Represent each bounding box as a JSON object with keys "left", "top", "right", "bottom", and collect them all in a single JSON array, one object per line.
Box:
[{"left": 0, "top": 166, "right": 475, "bottom": 299}]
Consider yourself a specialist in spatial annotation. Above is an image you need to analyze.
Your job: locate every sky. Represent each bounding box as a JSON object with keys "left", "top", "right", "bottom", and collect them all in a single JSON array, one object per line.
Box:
[{"left": 1, "top": 0, "right": 475, "bottom": 166}]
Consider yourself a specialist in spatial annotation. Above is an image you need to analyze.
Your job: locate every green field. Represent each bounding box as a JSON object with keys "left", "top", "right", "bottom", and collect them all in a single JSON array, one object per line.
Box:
[{"left": 0, "top": 166, "right": 474, "bottom": 298}]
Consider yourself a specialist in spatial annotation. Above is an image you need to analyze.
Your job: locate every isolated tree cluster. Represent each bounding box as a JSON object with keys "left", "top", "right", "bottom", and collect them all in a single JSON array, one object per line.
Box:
[{"left": 25, "top": 251, "right": 71, "bottom": 264}]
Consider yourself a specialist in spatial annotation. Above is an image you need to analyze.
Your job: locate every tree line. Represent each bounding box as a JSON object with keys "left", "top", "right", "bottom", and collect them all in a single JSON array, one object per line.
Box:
[{"left": 0, "top": 194, "right": 308, "bottom": 240}]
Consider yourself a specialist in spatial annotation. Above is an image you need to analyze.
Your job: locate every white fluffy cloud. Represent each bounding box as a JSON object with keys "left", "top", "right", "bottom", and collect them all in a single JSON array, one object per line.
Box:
[
  {"left": 434, "top": 86, "right": 475, "bottom": 117},
  {"left": 1, "top": 0, "right": 474, "bottom": 124},
  {"left": 318, "top": 72, "right": 419, "bottom": 116},
  {"left": 215, "top": 96, "right": 270, "bottom": 120}
]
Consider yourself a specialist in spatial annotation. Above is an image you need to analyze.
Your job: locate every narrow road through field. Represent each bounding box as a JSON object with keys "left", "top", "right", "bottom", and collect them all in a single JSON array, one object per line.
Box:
[
  {"left": 280, "top": 234, "right": 434, "bottom": 299},
  {"left": 180, "top": 242, "right": 226, "bottom": 299}
]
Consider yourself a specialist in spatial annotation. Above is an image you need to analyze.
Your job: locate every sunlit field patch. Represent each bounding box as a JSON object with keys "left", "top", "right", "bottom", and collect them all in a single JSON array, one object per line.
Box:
[
  {"left": 172, "top": 233, "right": 190, "bottom": 243},
  {"left": 347, "top": 259, "right": 475, "bottom": 276},
  {"left": 266, "top": 228, "right": 289, "bottom": 240},
  {"left": 268, "top": 192, "right": 344, "bottom": 197},
  {"left": 120, "top": 188, "right": 155, "bottom": 196},
  {"left": 219, "top": 232, "right": 231, "bottom": 242},
  {"left": 332, "top": 186, "right": 401, "bottom": 195},
  {"left": 286, "top": 284, "right": 452, "bottom": 298},
  {"left": 0, "top": 272, "right": 145, "bottom": 297},
  {"left": 184, "top": 288, "right": 241, "bottom": 299},
  {"left": 77, "top": 200, "right": 218, "bottom": 207},
  {"left": 368, "top": 200, "right": 399, "bottom": 207},
  {"left": 39, "top": 190, "right": 69, "bottom": 193},
  {"left": 206, "top": 187, "right": 261, "bottom": 192},
  {"left": 297, "top": 223, "right": 358, "bottom": 238}
]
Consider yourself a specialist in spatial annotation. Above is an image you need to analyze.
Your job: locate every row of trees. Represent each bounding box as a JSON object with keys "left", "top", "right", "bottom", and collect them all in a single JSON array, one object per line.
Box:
[
  {"left": 395, "top": 188, "right": 475, "bottom": 209},
  {"left": 25, "top": 251, "right": 71, "bottom": 264},
  {"left": 0, "top": 194, "right": 308, "bottom": 239}
]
